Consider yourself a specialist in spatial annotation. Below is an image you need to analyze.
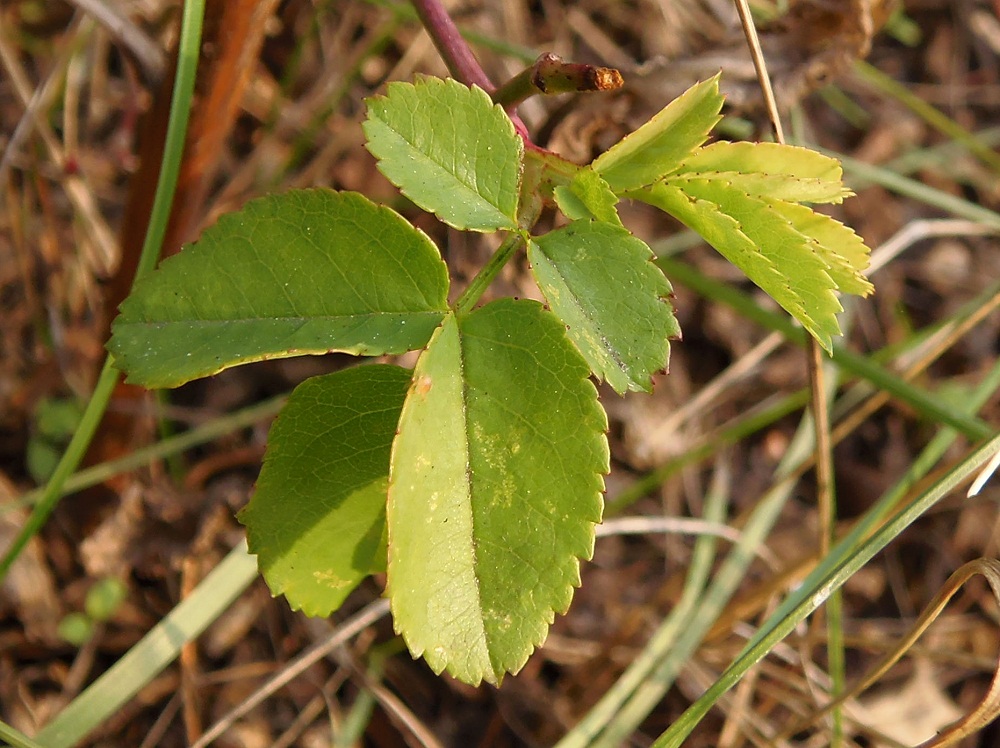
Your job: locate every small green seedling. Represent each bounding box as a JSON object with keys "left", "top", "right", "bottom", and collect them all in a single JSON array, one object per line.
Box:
[
  {"left": 57, "top": 577, "right": 128, "bottom": 646},
  {"left": 108, "top": 74, "right": 872, "bottom": 685},
  {"left": 27, "top": 397, "right": 85, "bottom": 484}
]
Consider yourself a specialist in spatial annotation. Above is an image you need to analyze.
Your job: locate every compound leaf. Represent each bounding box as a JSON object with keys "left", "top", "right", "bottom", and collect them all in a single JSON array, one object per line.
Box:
[
  {"left": 364, "top": 76, "right": 522, "bottom": 231},
  {"left": 388, "top": 300, "right": 608, "bottom": 685},
  {"left": 592, "top": 74, "right": 723, "bottom": 192},
  {"left": 241, "top": 365, "right": 410, "bottom": 617},
  {"left": 676, "top": 141, "right": 852, "bottom": 204},
  {"left": 529, "top": 221, "right": 679, "bottom": 393},
  {"left": 109, "top": 189, "right": 449, "bottom": 388}
]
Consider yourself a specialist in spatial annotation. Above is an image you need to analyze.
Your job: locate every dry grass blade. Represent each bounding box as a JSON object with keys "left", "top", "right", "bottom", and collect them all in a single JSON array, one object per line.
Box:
[
  {"left": 733, "top": 0, "right": 785, "bottom": 144},
  {"left": 731, "top": 0, "right": 836, "bottom": 558},
  {"left": 969, "top": 448, "right": 1000, "bottom": 497},
  {"left": 62, "top": 0, "right": 166, "bottom": 84},
  {"left": 190, "top": 599, "right": 392, "bottom": 748},
  {"left": 645, "top": 331, "right": 784, "bottom": 447},
  {"left": 830, "top": 281, "right": 1000, "bottom": 453},
  {"left": 732, "top": 3, "right": 840, "bottom": 715},
  {"left": 0, "top": 20, "right": 118, "bottom": 274},
  {"left": 777, "top": 558, "right": 1000, "bottom": 746},
  {"left": 867, "top": 219, "right": 1000, "bottom": 274},
  {"left": 597, "top": 515, "right": 743, "bottom": 546}
]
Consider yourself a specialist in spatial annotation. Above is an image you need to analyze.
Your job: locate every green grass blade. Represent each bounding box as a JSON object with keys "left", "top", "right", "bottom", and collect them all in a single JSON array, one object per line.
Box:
[
  {"left": 657, "top": 257, "right": 993, "bottom": 441},
  {"left": 599, "top": 484, "right": 791, "bottom": 746},
  {"left": 0, "top": 722, "right": 45, "bottom": 748},
  {"left": 34, "top": 541, "right": 258, "bottom": 748},
  {"left": 556, "top": 463, "right": 731, "bottom": 748},
  {"left": 605, "top": 390, "right": 810, "bottom": 515},
  {"left": 853, "top": 60, "right": 1000, "bottom": 175},
  {"left": 652, "top": 428, "right": 1000, "bottom": 747},
  {"left": 833, "top": 150, "right": 1000, "bottom": 230},
  {"left": 4, "top": 395, "right": 286, "bottom": 514},
  {"left": 0, "top": 358, "right": 118, "bottom": 581},
  {"left": 880, "top": 126, "right": 1000, "bottom": 181},
  {"left": 589, "top": 380, "right": 828, "bottom": 746},
  {"left": 577, "top": 321, "right": 1000, "bottom": 745},
  {"left": 0, "top": 0, "right": 205, "bottom": 581}
]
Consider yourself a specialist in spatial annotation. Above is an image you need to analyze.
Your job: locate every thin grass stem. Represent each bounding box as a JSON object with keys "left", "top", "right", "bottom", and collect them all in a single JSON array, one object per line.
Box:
[{"left": 0, "top": 0, "right": 206, "bottom": 582}]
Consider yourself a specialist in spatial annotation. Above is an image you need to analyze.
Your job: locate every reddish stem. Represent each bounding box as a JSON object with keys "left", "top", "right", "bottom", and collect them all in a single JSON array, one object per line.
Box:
[
  {"left": 411, "top": 0, "right": 494, "bottom": 92},
  {"left": 410, "top": 0, "right": 534, "bottom": 143}
]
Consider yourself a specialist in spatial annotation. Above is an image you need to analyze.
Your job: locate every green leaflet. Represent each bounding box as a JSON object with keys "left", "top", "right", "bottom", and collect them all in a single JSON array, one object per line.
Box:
[
  {"left": 592, "top": 73, "right": 723, "bottom": 191},
  {"left": 675, "top": 178, "right": 844, "bottom": 340},
  {"left": 241, "top": 365, "right": 410, "bottom": 617},
  {"left": 109, "top": 189, "right": 449, "bottom": 388},
  {"left": 676, "top": 141, "right": 852, "bottom": 204},
  {"left": 553, "top": 168, "right": 623, "bottom": 226},
  {"left": 529, "top": 221, "right": 679, "bottom": 393},
  {"left": 673, "top": 169, "right": 852, "bottom": 206},
  {"left": 388, "top": 300, "right": 608, "bottom": 685},
  {"left": 636, "top": 180, "right": 844, "bottom": 350},
  {"left": 769, "top": 200, "right": 874, "bottom": 297},
  {"left": 364, "top": 76, "right": 523, "bottom": 231}
]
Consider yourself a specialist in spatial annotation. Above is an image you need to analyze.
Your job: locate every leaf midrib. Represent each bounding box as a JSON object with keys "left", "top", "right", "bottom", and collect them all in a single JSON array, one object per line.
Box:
[
  {"left": 115, "top": 310, "right": 447, "bottom": 327},
  {"left": 388, "top": 124, "right": 510, "bottom": 221}
]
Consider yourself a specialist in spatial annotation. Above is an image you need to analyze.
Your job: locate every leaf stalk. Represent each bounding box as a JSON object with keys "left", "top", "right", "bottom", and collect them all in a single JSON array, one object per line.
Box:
[{"left": 453, "top": 233, "right": 525, "bottom": 316}]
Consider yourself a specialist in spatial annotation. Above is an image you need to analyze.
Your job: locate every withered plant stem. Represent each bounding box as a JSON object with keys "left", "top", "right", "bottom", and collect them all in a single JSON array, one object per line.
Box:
[{"left": 492, "top": 53, "right": 623, "bottom": 109}]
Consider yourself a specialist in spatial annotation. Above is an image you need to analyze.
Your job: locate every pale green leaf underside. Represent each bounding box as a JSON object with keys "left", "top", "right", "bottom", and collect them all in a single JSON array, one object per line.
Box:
[
  {"left": 675, "top": 169, "right": 851, "bottom": 205},
  {"left": 637, "top": 181, "right": 845, "bottom": 350},
  {"left": 364, "top": 76, "right": 522, "bottom": 231},
  {"left": 241, "top": 365, "right": 409, "bottom": 617},
  {"left": 388, "top": 300, "right": 608, "bottom": 685},
  {"left": 109, "top": 190, "right": 449, "bottom": 388},
  {"left": 529, "top": 221, "right": 679, "bottom": 393},
  {"left": 770, "top": 201, "right": 874, "bottom": 297},
  {"left": 553, "top": 168, "right": 623, "bottom": 226},
  {"left": 676, "top": 141, "right": 851, "bottom": 203},
  {"left": 592, "top": 73, "right": 723, "bottom": 191}
]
